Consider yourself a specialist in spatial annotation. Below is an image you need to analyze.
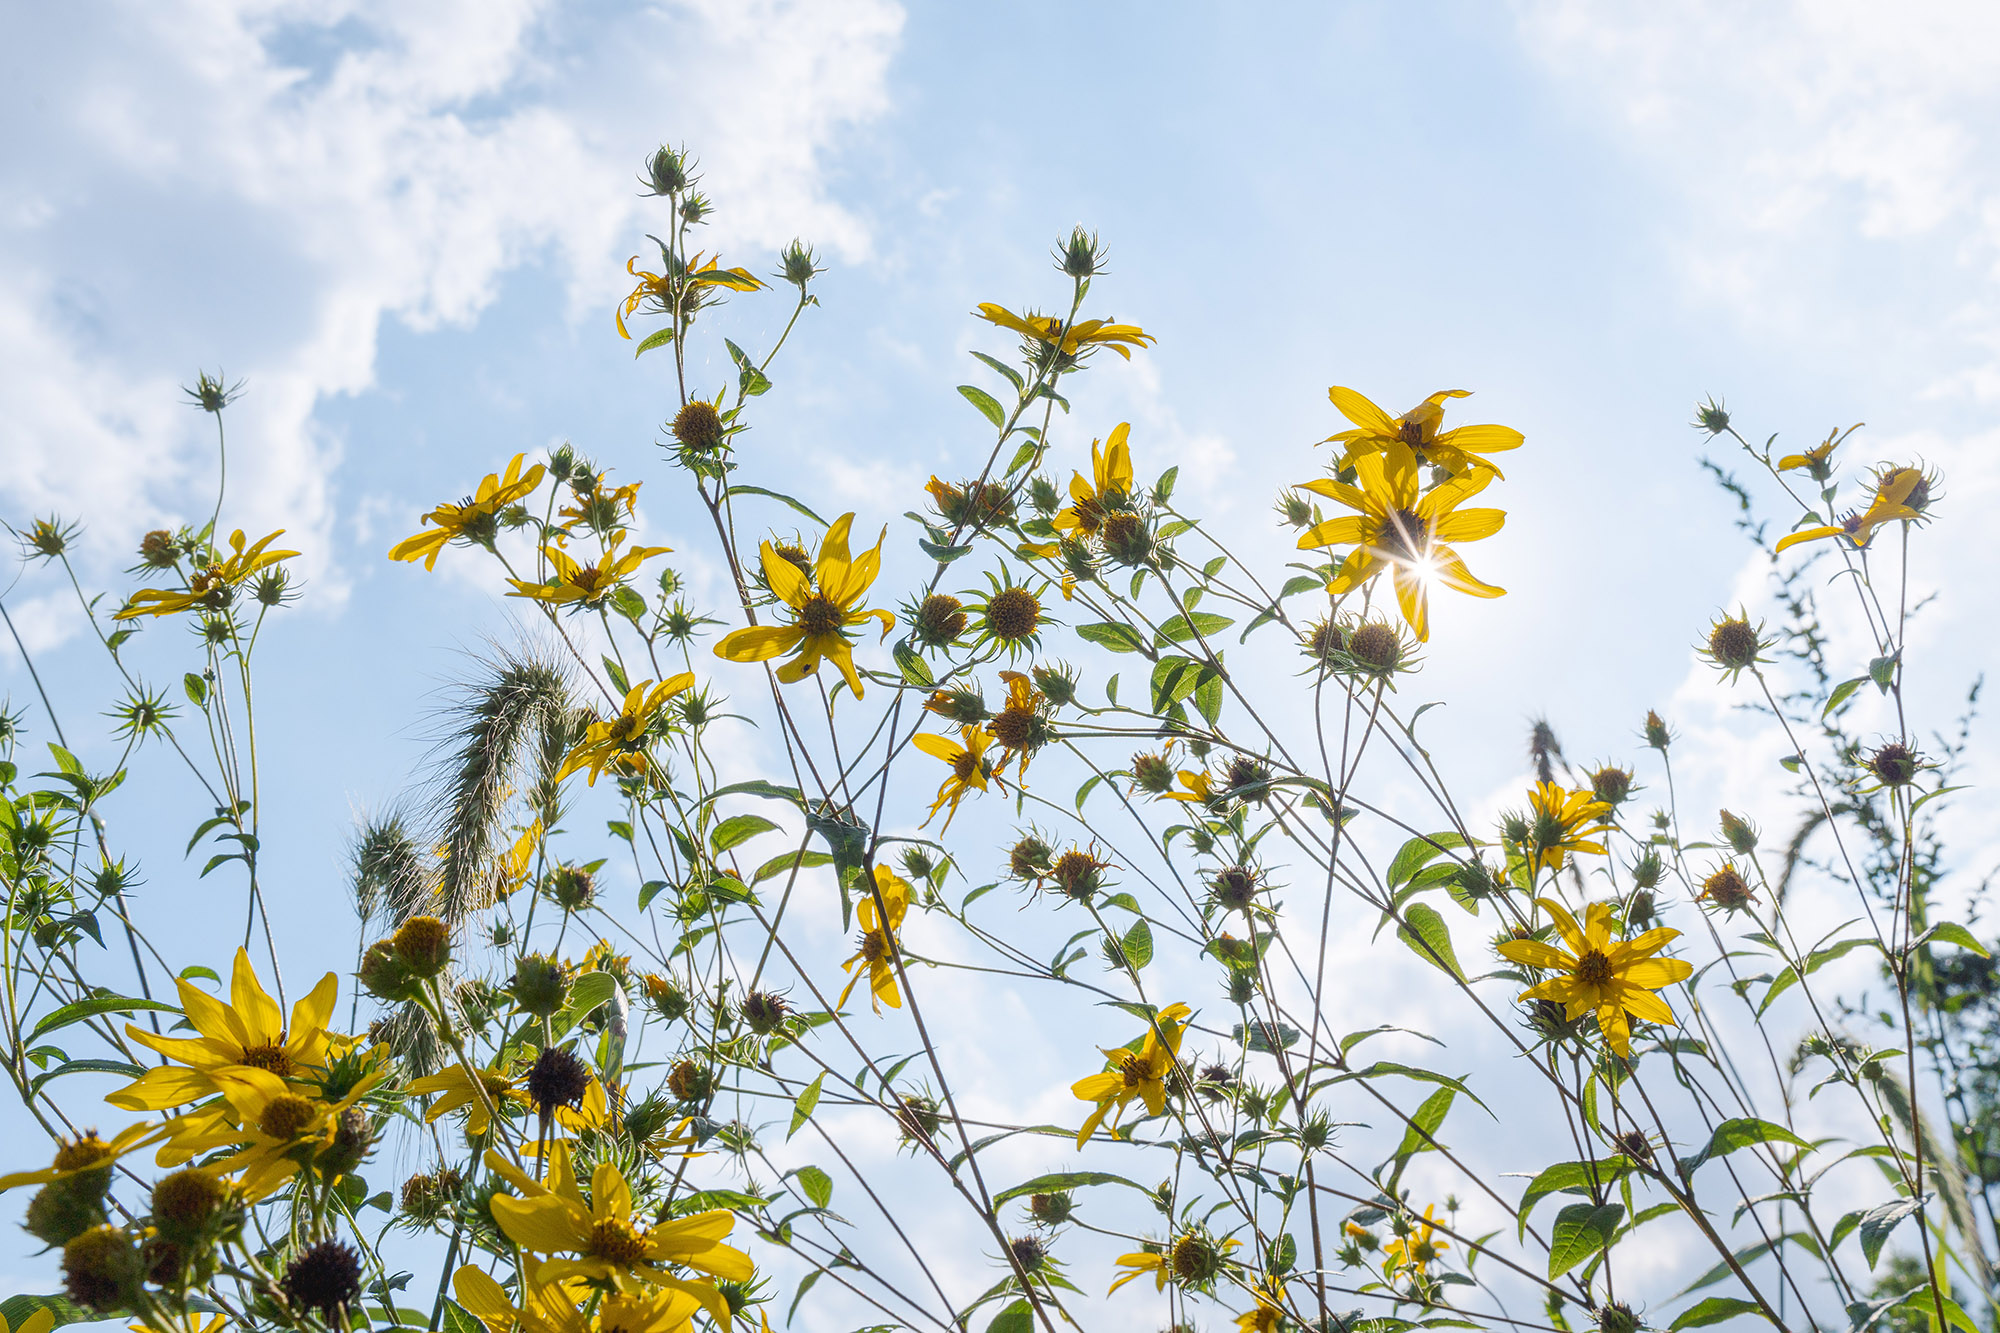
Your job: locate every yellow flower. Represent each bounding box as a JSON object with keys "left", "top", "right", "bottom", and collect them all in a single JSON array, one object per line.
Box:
[
  {"left": 115, "top": 529, "right": 299, "bottom": 620},
  {"left": 557, "top": 676, "right": 696, "bottom": 786},
  {"left": 1297, "top": 441, "right": 1504, "bottom": 641},
  {"left": 975, "top": 304, "right": 1155, "bottom": 360},
  {"left": 1109, "top": 1249, "right": 1168, "bottom": 1295},
  {"left": 1108, "top": 1232, "right": 1239, "bottom": 1294},
  {"left": 986, "top": 670, "right": 1051, "bottom": 776},
  {"left": 7, "top": 1310, "right": 55, "bottom": 1333},
  {"left": 1164, "top": 769, "right": 1215, "bottom": 804},
  {"left": 134, "top": 1317, "right": 227, "bottom": 1333},
  {"left": 455, "top": 1265, "right": 701, "bottom": 1333},
  {"left": 1071, "top": 1002, "right": 1192, "bottom": 1147},
  {"left": 1497, "top": 898, "right": 1692, "bottom": 1058},
  {"left": 618, "top": 252, "right": 765, "bottom": 339},
  {"left": 1775, "top": 464, "right": 1933, "bottom": 554},
  {"left": 1517, "top": 780, "right": 1613, "bottom": 873},
  {"left": 1053, "top": 423, "right": 1135, "bottom": 538},
  {"left": 109, "top": 948, "right": 342, "bottom": 1113},
  {"left": 1777, "top": 435, "right": 1842, "bottom": 480},
  {"left": 389, "top": 454, "right": 546, "bottom": 570},
  {"left": 174, "top": 1056, "right": 386, "bottom": 1199},
  {"left": 1383, "top": 1205, "right": 1448, "bottom": 1277},
  {"left": 407, "top": 1061, "right": 528, "bottom": 1137},
  {"left": 714, "top": 515, "right": 896, "bottom": 699},
  {"left": 912, "top": 725, "right": 1004, "bottom": 830},
  {"left": 0, "top": 1123, "right": 168, "bottom": 1192},
  {"left": 1235, "top": 1280, "right": 1287, "bottom": 1333},
  {"left": 1323, "top": 386, "right": 1523, "bottom": 478},
  {"left": 486, "top": 1145, "right": 750, "bottom": 1317},
  {"left": 840, "top": 866, "right": 912, "bottom": 1014},
  {"left": 508, "top": 532, "right": 671, "bottom": 609}
]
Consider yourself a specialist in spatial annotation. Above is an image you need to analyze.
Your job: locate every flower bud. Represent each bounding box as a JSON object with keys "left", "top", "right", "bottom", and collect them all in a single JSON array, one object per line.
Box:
[
  {"left": 1028, "top": 1191, "right": 1075, "bottom": 1226},
  {"left": 1054, "top": 226, "right": 1107, "bottom": 280},
  {"left": 509, "top": 953, "right": 571, "bottom": 1018},
  {"left": 1718, "top": 810, "right": 1759, "bottom": 854},
  {"left": 315, "top": 1107, "right": 374, "bottom": 1179},
  {"left": 642, "top": 145, "right": 691, "bottom": 196},
  {"left": 1031, "top": 662, "right": 1079, "bottom": 707},
  {"left": 1692, "top": 397, "right": 1730, "bottom": 435},
  {"left": 1866, "top": 741, "right": 1920, "bottom": 787},
  {"left": 358, "top": 939, "right": 418, "bottom": 1003},
  {"left": 62, "top": 1224, "right": 141, "bottom": 1312},
  {"left": 1705, "top": 616, "right": 1762, "bottom": 674},
  {"left": 778, "top": 240, "right": 821, "bottom": 288},
  {"left": 739, "top": 990, "right": 790, "bottom": 1035},
  {"left": 392, "top": 915, "right": 452, "bottom": 978},
  {"left": 1643, "top": 710, "right": 1672, "bottom": 751},
  {"left": 26, "top": 1184, "right": 103, "bottom": 1248},
  {"left": 1347, "top": 622, "right": 1405, "bottom": 675}
]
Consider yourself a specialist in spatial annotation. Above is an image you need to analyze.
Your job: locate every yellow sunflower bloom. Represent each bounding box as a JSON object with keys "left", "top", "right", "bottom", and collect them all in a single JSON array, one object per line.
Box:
[
  {"left": 974, "top": 303, "right": 1155, "bottom": 360},
  {"left": 1072, "top": 1002, "right": 1192, "bottom": 1147},
  {"left": 1323, "top": 386, "right": 1523, "bottom": 479},
  {"left": 556, "top": 675, "right": 696, "bottom": 786},
  {"left": 507, "top": 531, "right": 671, "bottom": 609},
  {"left": 0, "top": 1122, "right": 168, "bottom": 1193},
  {"left": 1777, "top": 435, "right": 1842, "bottom": 481},
  {"left": 1164, "top": 769, "right": 1215, "bottom": 804},
  {"left": 453, "top": 1266, "right": 605, "bottom": 1333},
  {"left": 618, "top": 252, "right": 765, "bottom": 339},
  {"left": 1519, "top": 780, "right": 1614, "bottom": 873},
  {"left": 1053, "top": 423, "right": 1135, "bottom": 538},
  {"left": 986, "top": 670, "right": 1051, "bottom": 776},
  {"left": 714, "top": 514, "right": 895, "bottom": 699},
  {"left": 389, "top": 454, "right": 546, "bottom": 570},
  {"left": 486, "top": 1145, "right": 749, "bottom": 1317},
  {"left": 1774, "top": 464, "right": 1933, "bottom": 554},
  {"left": 134, "top": 1317, "right": 227, "bottom": 1333},
  {"left": 1296, "top": 441, "right": 1504, "bottom": 641},
  {"left": 115, "top": 529, "right": 300, "bottom": 620},
  {"left": 1496, "top": 898, "right": 1692, "bottom": 1058},
  {"left": 1109, "top": 1249, "right": 1168, "bottom": 1295},
  {"left": 173, "top": 1055, "right": 386, "bottom": 1199},
  {"left": 407, "top": 1061, "right": 529, "bottom": 1137},
  {"left": 108, "top": 948, "right": 343, "bottom": 1113},
  {"left": 1236, "top": 1281, "right": 1287, "bottom": 1333},
  {"left": 1383, "top": 1205, "right": 1449, "bottom": 1278},
  {"left": 912, "top": 725, "right": 1004, "bottom": 831},
  {"left": 840, "top": 866, "right": 912, "bottom": 1014}
]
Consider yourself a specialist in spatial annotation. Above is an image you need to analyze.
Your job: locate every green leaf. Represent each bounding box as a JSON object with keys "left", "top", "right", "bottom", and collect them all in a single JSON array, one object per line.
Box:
[
  {"left": 1516, "top": 1159, "right": 1634, "bottom": 1239},
  {"left": 30, "top": 1058, "right": 145, "bottom": 1097},
  {"left": 1193, "top": 667, "right": 1223, "bottom": 726},
  {"left": 1279, "top": 574, "right": 1324, "bottom": 599},
  {"left": 987, "top": 1299, "right": 1035, "bottom": 1333},
  {"left": 1387, "top": 833, "right": 1466, "bottom": 890},
  {"left": 601, "top": 654, "right": 631, "bottom": 695},
  {"left": 1155, "top": 611, "right": 1235, "bottom": 645},
  {"left": 553, "top": 971, "right": 617, "bottom": 1040},
  {"left": 29, "top": 993, "right": 181, "bottom": 1043},
  {"left": 711, "top": 814, "right": 780, "bottom": 852},
  {"left": 1868, "top": 652, "right": 1900, "bottom": 690},
  {"left": 753, "top": 849, "right": 834, "bottom": 886},
  {"left": 1669, "top": 1297, "right": 1765, "bottom": 1330},
  {"left": 796, "top": 1164, "right": 832, "bottom": 1208},
  {"left": 632, "top": 326, "right": 675, "bottom": 357},
  {"left": 1121, "top": 918, "right": 1154, "bottom": 969},
  {"left": 788, "top": 1073, "right": 825, "bottom": 1141},
  {"left": 1919, "top": 921, "right": 1989, "bottom": 957},
  {"left": 727, "top": 484, "right": 828, "bottom": 527},
  {"left": 1154, "top": 466, "right": 1180, "bottom": 503},
  {"left": 1005, "top": 441, "right": 1039, "bottom": 475},
  {"left": 1075, "top": 621, "right": 1149, "bottom": 655},
  {"left": 894, "top": 642, "right": 935, "bottom": 687},
  {"left": 609, "top": 585, "right": 648, "bottom": 624},
  {"left": 1548, "top": 1202, "right": 1624, "bottom": 1278},
  {"left": 1858, "top": 1195, "right": 1925, "bottom": 1268},
  {"left": 786, "top": 1269, "right": 821, "bottom": 1326},
  {"left": 970, "top": 351, "right": 1025, "bottom": 392},
  {"left": 701, "top": 779, "right": 806, "bottom": 809},
  {"left": 1390, "top": 1087, "right": 1455, "bottom": 1167},
  {"left": 993, "top": 1170, "right": 1151, "bottom": 1207},
  {"left": 1824, "top": 676, "right": 1868, "bottom": 718},
  {"left": 958, "top": 385, "right": 1007, "bottom": 429},
  {"left": 1680, "top": 1118, "right": 1813, "bottom": 1177},
  {"left": 442, "top": 1299, "right": 484, "bottom": 1333},
  {"left": 183, "top": 672, "right": 207, "bottom": 707},
  {"left": 1396, "top": 904, "right": 1463, "bottom": 980},
  {"left": 0, "top": 1296, "right": 89, "bottom": 1329}
]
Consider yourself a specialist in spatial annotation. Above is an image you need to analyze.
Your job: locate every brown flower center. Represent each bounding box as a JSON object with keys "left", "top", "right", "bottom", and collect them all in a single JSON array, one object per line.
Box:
[
  {"left": 53, "top": 1134, "right": 110, "bottom": 1172},
  {"left": 798, "top": 593, "right": 843, "bottom": 637},
  {"left": 241, "top": 1041, "right": 293, "bottom": 1076},
  {"left": 950, "top": 749, "right": 980, "bottom": 782},
  {"left": 1119, "top": 1053, "right": 1153, "bottom": 1088},
  {"left": 259, "top": 1093, "right": 319, "bottom": 1141},
  {"left": 859, "top": 929, "right": 891, "bottom": 964},
  {"left": 985, "top": 587, "right": 1042, "bottom": 641},
  {"left": 1397, "top": 418, "right": 1426, "bottom": 448},
  {"left": 1378, "top": 508, "right": 1431, "bottom": 562},
  {"left": 1574, "top": 949, "right": 1614, "bottom": 989},
  {"left": 586, "top": 1217, "right": 651, "bottom": 1266},
  {"left": 988, "top": 707, "right": 1039, "bottom": 750}
]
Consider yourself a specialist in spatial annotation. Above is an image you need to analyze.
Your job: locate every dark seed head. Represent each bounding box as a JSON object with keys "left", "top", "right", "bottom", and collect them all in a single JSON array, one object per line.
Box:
[
  {"left": 672, "top": 401, "right": 724, "bottom": 450},
  {"left": 525, "top": 1046, "right": 592, "bottom": 1118},
  {"left": 1706, "top": 617, "right": 1761, "bottom": 671},
  {"left": 62, "top": 1224, "right": 140, "bottom": 1313},
  {"left": 1347, "top": 622, "right": 1403, "bottom": 674},
  {"left": 984, "top": 588, "right": 1042, "bottom": 642},
  {"left": 1866, "top": 741, "right": 1920, "bottom": 787},
  {"left": 281, "top": 1238, "right": 364, "bottom": 1322}
]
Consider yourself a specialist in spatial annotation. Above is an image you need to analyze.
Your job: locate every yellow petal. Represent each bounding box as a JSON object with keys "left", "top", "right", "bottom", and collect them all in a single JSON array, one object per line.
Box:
[
  {"left": 715, "top": 625, "right": 805, "bottom": 663},
  {"left": 1328, "top": 385, "right": 1397, "bottom": 436}
]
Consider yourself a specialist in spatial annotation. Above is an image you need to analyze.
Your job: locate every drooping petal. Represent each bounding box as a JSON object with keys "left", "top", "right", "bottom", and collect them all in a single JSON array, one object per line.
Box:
[{"left": 714, "top": 625, "right": 805, "bottom": 663}]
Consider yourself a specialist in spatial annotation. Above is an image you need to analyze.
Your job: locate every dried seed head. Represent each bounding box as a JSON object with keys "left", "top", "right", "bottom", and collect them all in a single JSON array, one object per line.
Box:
[
  {"left": 1028, "top": 1190, "right": 1075, "bottom": 1226},
  {"left": 667, "top": 1059, "right": 713, "bottom": 1103},
  {"left": 1210, "top": 865, "right": 1260, "bottom": 912},
  {"left": 392, "top": 915, "right": 452, "bottom": 976},
  {"left": 1009, "top": 1234, "right": 1050, "bottom": 1273},
  {"left": 1706, "top": 616, "right": 1762, "bottom": 672},
  {"left": 151, "top": 1168, "right": 230, "bottom": 1242},
  {"left": 1101, "top": 511, "right": 1153, "bottom": 566},
  {"left": 672, "top": 401, "right": 724, "bottom": 451},
  {"left": 984, "top": 587, "right": 1042, "bottom": 642},
  {"left": 525, "top": 1047, "right": 592, "bottom": 1118},
  {"left": 1347, "top": 622, "right": 1404, "bottom": 674},
  {"left": 1589, "top": 766, "right": 1633, "bottom": 807},
  {"left": 914, "top": 593, "right": 967, "bottom": 648},
  {"left": 1049, "top": 849, "right": 1107, "bottom": 901},
  {"left": 1008, "top": 834, "right": 1054, "bottom": 881},
  {"left": 1169, "top": 1230, "right": 1224, "bottom": 1285},
  {"left": 316, "top": 1107, "right": 374, "bottom": 1178},
  {"left": 25, "top": 1185, "right": 102, "bottom": 1249},
  {"left": 1866, "top": 741, "right": 1920, "bottom": 787},
  {"left": 281, "top": 1239, "right": 364, "bottom": 1322},
  {"left": 739, "top": 990, "right": 790, "bottom": 1035},
  {"left": 1701, "top": 865, "right": 1756, "bottom": 913},
  {"left": 62, "top": 1224, "right": 141, "bottom": 1313}
]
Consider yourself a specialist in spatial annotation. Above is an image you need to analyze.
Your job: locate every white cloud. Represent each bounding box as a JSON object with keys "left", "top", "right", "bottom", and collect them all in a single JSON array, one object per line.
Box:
[{"left": 0, "top": 0, "right": 902, "bottom": 625}]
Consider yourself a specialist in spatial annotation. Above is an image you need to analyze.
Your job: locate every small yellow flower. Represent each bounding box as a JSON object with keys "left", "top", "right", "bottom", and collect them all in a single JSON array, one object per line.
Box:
[
  {"left": 1383, "top": 1204, "right": 1449, "bottom": 1278},
  {"left": 912, "top": 725, "right": 1004, "bottom": 830},
  {"left": 1053, "top": 423, "right": 1135, "bottom": 538},
  {"left": 974, "top": 304, "right": 1155, "bottom": 360},
  {"left": 1497, "top": 898, "right": 1692, "bottom": 1058},
  {"left": 1777, "top": 434, "right": 1841, "bottom": 480},
  {"left": 507, "top": 531, "right": 671, "bottom": 609},
  {"left": 1071, "top": 1002, "right": 1192, "bottom": 1147},
  {"left": 134, "top": 1317, "right": 227, "bottom": 1333},
  {"left": 1775, "top": 464, "right": 1934, "bottom": 553},
  {"left": 1109, "top": 1248, "right": 1168, "bottom": 1295},
  {"left": 618, "top": 252, "right": 765, "bottom": 338},
  {"left": 714, "top": 514, "right": 896, "bottom": 699},
  {"left": 388, "top": 454, "right": 546, "bottom": 570},
  {"left": 557, "top": 676, "right": 696, "bottom": 786},
  {"left": 1236, "top": 1280, "right": 1287, "bottom": 1333},
  {"left": 1296, "top": 441, "right": 1504, "bottom": 641},
  {"left": 1164, "top": 769, "right": 1216, "bottom": 805},
  {"left": 406, "top": 1061, "right": 528, "bottom": 1137},
  {"left": 115, "top": 529, "right": 299, "bottom": 620},
  {"left": 1519, "top": 780, "right": 1614, "bottom": 873},
  {"left": 839, "top": 866, "right": 912, "bottom": 1014},
  {"left": 1323, "top": 386, "right": 1522, "bottom": 478},
  {"left": 986, "top": 670, "right": 1051, "bottom": 776}
]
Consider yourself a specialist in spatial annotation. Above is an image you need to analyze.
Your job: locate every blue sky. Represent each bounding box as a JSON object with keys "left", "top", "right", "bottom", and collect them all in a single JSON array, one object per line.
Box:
[{"left": 5, "top": 0, "right": 2000, "bottom": 1313}]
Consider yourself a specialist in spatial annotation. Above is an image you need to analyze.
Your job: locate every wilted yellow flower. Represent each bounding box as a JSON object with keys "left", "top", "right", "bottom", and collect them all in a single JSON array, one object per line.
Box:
[
  {"left": 1071, "top": 1002, "right": 1192, "bottom": 1147},
  {"left": 1519, "top": 780, "right": 1613, "bottom": 873},
  {"left": 1053, "top": 423, "right": 1135, "bottom": 538},
  {"left": 1497, "top": 898, "right": 1691, "bottom": 1058},
  {"left": 618, "top": 252, "right": 764, "bottom": 338},
  {"left": 1296, "top": 441, "right": 1503, "bottom": 641},
  {"left": 388, "top": 454, "right": 545, "bottom": 570},
  {"left": 406, "top": 1061, "right": 527, "bottom": 1137},
  {"left": 714, "top": 515, "right": 895, "bottom": 699},
  {"left": 1775, "top": 464, "right": 1934, "bottom": 554},
  {"left": 1323, "top": 386, "right": 1522, "bottom": 478},
  {"left": 557, "top": 676, "right": 695, "bottom": 786},
  {"left": 115, "top": 529, "right": 299, "bottom": 620},
  {"left": 912, "top": 725, "right": 1003, "bottom": 830},
  {"left": 974, "top": 303, "right": 1155, "bottom": 360}
]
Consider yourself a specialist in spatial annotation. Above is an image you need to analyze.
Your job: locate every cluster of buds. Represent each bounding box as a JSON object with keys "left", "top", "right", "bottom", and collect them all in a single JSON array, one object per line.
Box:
[{"left": 359, "top": 915, "right": 454, "bottom": 1002}]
